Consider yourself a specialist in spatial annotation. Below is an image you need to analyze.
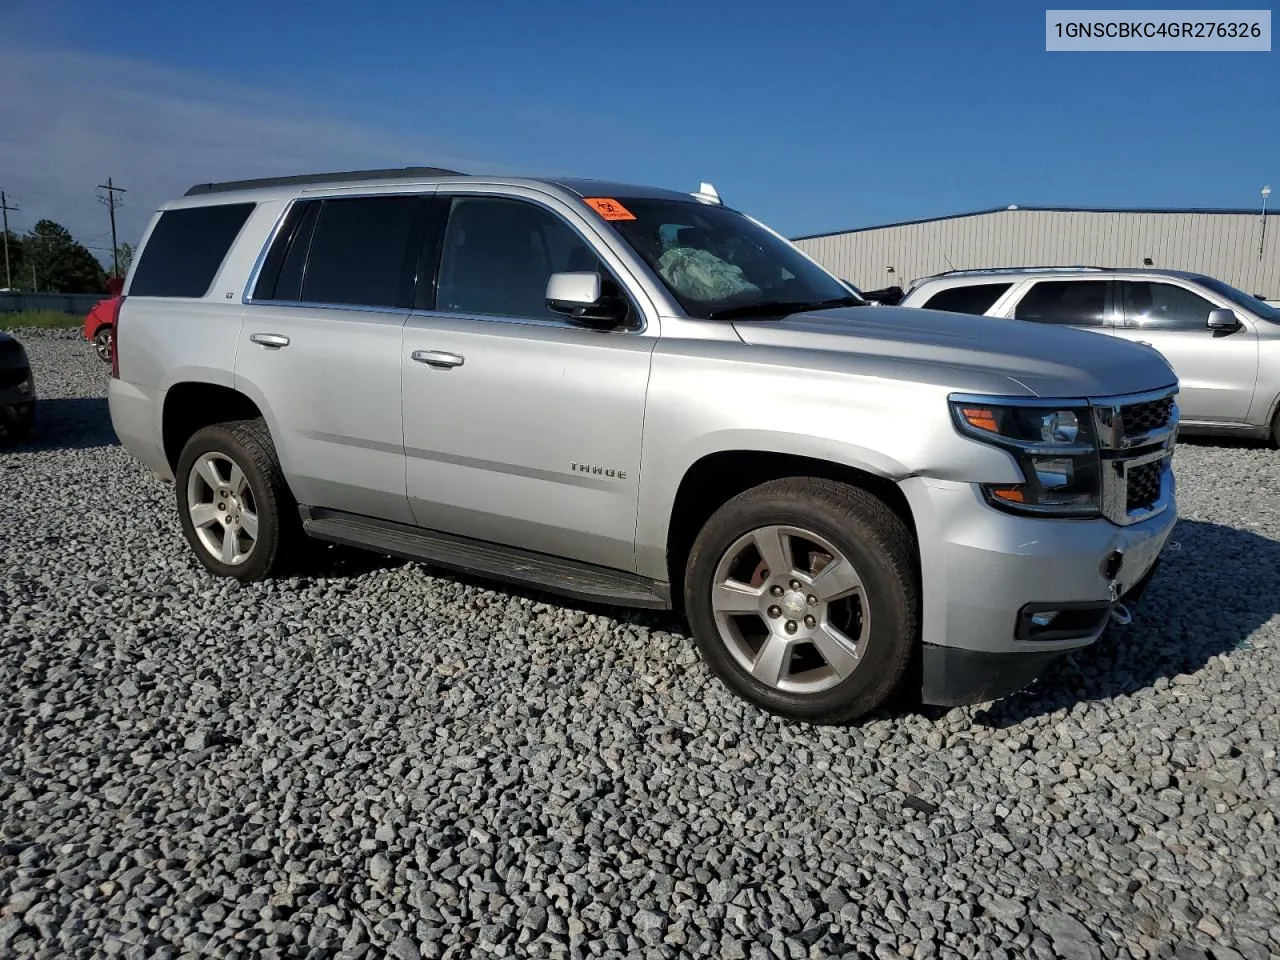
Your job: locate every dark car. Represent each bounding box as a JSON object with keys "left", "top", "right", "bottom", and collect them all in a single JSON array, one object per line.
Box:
[{"left": 0, "top": 331, "right": 36, "bottom": 443}]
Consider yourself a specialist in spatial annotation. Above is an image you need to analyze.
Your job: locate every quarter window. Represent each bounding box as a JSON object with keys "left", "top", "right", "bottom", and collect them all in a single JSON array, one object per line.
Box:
[
  {"left": 921, "top": 283, "right": 1012, "bottom": 316},
  {"left": 435, "top": 196, "right": 608, "bottom": 321},
  {"left": 1014, "top": 280, "right": 1108, "bottom": 327},
  {"left": 1120, "top": 282, "right": 1216, "bottom": 331},
  {"left": 129, "top": 203, "right": 256, "bottom": 298}
]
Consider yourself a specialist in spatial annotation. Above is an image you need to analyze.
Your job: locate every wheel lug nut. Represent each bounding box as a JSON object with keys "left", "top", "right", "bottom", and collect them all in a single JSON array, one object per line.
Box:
[
  {"left": 785, "top": 620, "right": 798, "bottom": 634},
  {"left": 767, "top": 605, "right": 781, "bottom": 618},
  {"left": 789, "top": 579, "right": 801, "bottom": 590},
  {"left": 770, "top": 585, "right": 784, "bottom": 597},
  {"left": 807, "top": 595, "right": 817, "bottom": 606},
  {"left": 804, "top": 615, "right": 816, "bottom": 628}
]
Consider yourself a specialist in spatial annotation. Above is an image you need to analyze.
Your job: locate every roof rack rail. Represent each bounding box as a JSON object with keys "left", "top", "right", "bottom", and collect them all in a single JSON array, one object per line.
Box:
[
  {"left": 184, "top": 166, "right": 468, "bottom": 197},
  {"left": 932, "top": 265, "right": 1108, "bottom": 277}
]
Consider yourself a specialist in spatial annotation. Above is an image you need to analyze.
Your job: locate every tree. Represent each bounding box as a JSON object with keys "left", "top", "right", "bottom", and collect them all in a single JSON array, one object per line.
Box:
[
  {"left": 117, "top": 241, "right": 135, "bottom": 276},
  {"left": 24, "top": 220, "right": 107, "bottom": 294},
  {"left": 0, "top": 229, "right": 26, "bottom": 290}
]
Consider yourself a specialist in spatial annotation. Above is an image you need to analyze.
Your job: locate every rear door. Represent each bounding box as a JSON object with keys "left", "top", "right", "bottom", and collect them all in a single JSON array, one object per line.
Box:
[
  {"left": 234, "top": 192, "right": 431, "bottom": 523},
  {"left": 400, "top": 190, "right": 656, "bottom": 572},
  {"left": 1109, "top": 279, "right": 1258, "bottom": 423}
]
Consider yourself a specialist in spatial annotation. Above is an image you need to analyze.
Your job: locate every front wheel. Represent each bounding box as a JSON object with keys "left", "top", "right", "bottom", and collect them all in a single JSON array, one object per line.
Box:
[
  {"left": 684, "top": 477, "right": 919, "bottom": 724},
  {"left": 92, "top": 326, "right": 113, "bottom": 363},
  {"left": 175, "top": 419, "right": 300, "bottom": 581}
]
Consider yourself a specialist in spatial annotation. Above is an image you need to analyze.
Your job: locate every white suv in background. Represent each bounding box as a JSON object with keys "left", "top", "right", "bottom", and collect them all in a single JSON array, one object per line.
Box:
[{"left": 901, "top": 267, "right": 1280, "bottom": 446}]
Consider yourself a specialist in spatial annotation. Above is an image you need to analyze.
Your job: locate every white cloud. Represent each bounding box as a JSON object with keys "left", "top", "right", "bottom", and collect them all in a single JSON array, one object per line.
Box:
[{"left": 0, "top": 46, "right": 497, "bottom": 258}]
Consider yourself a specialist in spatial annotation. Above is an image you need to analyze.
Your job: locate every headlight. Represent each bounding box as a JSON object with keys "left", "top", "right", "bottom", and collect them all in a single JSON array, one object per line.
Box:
[{"left": 951, "top": 399, "right": 1101, "bottom": 517}]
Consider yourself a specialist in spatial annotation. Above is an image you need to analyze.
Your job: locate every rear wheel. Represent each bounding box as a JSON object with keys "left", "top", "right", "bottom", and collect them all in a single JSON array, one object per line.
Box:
[
  {"left": 92, "top": 326, "right": 113, "bottom": 363},
  {"left": 684, "top": 477, "right": 919, "bottom": 724},
  {"left": 1270, "top": 406, "right": 1280, "bottom": 450},
  {"left": 175, "top": 419, "right": 301, "bottom": 580}
]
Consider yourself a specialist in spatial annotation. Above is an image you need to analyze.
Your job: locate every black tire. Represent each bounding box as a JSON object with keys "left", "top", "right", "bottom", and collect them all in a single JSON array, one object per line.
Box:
[
  {"left": 684, "top": 477, "right": 919, "bottom": 724},
  {"left": 1270, "top": 406, "right": 1280, "bottom": 450},
  {"left": 92, "top": 326, "right": 113, "bottom": 363},
  {"left": 0, "top": 403, "right": 35, "bottom": 446},
  {"left": 175, "top": 418, "right": 301, "bottom": 581}
]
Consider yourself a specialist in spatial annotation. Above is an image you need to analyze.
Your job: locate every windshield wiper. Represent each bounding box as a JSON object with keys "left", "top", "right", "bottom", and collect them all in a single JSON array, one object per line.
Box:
[{"left": 706, "top": 296, "right": 865, "bottom": 322}]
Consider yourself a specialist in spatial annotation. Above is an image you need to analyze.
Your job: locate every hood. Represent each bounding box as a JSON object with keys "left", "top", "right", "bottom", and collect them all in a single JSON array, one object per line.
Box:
[{"left": 732, "top": 306, "right": 1177, "bottom": 399}]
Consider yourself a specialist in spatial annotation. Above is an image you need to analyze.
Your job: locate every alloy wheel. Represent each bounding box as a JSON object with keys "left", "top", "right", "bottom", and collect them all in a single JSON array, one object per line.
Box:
[
  {"left": 710, "top": 524, "right": 870, "bottom": 694},
  {"left": 186, "top": 452, "right": 259, "bottom": 565}
]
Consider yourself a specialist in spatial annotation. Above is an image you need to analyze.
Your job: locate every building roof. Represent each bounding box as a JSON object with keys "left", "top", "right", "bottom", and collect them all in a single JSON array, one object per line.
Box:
[{"left": 792, "top": 204, "right": 1278, "bottom": 242}]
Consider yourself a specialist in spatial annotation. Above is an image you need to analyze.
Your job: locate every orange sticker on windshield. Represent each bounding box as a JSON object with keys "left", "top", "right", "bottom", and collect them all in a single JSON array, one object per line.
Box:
[{"left": 584, "top": 198, "right": 636, "bottom": 221}]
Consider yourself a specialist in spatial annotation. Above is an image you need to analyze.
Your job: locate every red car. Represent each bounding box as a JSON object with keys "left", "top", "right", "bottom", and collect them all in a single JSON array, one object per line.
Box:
[{"left": 84, "top": 278, "right": 124, "bottom": 363}]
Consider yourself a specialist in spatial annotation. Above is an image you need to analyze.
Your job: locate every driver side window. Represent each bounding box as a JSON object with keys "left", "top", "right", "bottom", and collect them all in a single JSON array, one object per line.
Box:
[
  {"left": 435, "top": 196, "right": 609, "bottom": 322},
  {"left": 1120, "top": 282, "right": 1215, "bottom": 331}
]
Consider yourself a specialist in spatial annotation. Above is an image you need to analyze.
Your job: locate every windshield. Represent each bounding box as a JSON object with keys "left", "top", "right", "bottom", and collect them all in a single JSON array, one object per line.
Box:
[
  {"left": 596, "top": 197, "right": 861, "bottom": 319},
  {"left": 1196, "top": 275, "right": 1280, "bottom": 324}
]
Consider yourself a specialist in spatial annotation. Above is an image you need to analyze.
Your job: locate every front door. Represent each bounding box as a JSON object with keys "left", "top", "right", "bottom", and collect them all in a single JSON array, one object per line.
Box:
[
  {"left": 401, "top": 193, "right": 655, "bottom": 572},
  {"left": 1110, "top": 279, "right": 1259, "bottom": 423}
]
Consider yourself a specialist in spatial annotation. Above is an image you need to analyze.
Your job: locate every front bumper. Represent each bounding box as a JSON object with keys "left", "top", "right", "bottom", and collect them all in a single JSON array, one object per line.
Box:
[
  {"left": 901, "top": 476, "right": 1176, "bottom": 707},
  {"left": 920, "top": 558, "right": 1162, "bottom": 706}
]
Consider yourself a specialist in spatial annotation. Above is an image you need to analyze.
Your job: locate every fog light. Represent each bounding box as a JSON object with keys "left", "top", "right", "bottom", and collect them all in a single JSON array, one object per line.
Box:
[{"left": 1030, "top": 611, "right": 1058, "bottom": 628}]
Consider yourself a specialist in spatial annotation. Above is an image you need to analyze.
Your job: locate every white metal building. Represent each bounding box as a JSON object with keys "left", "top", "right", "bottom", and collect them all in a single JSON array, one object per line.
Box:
[{"left": 793, "top": 206, "right": 1280, "bottom": 300}]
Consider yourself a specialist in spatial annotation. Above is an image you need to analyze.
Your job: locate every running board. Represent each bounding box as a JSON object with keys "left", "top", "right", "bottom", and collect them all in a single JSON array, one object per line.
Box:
[{"left": 300, "top": 507, "right": 672, "bottom": 610}]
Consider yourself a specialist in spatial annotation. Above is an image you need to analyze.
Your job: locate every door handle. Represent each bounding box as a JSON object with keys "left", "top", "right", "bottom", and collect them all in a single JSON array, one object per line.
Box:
[
  {"left": 250, "top": 333, "right": 290, "bottom": 349},
  {"left": 411, "top": 349, "right": 465, "bottom": 369}
]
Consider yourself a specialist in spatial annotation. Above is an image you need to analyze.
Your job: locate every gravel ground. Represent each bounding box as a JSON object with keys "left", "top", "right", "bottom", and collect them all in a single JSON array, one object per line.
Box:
[{"left": 2, "top": 329, "right": 1278, "bottom": 960}]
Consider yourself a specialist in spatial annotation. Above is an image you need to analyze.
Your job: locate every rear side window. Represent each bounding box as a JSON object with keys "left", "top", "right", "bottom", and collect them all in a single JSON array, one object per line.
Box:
[
  {"left": 921, "top": 282, "right": 1011, "bottom": 315},
  {"left": 1014, "top": 280, "right": 1108, "bottom": 327},
  {"left": 251, "top": 196, "right": 425, "bottom": 309},
  {"left": 302, "top": 196, "right": 423, "bottom": 308},
  {"left": 129, "top": 203, "right": 255, "bottom": 298}
]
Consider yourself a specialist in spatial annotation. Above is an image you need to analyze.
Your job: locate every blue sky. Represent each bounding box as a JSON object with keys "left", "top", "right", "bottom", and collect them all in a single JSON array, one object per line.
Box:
[{"left": 2, "top": 0, "right": 1276, "bottom": 253}]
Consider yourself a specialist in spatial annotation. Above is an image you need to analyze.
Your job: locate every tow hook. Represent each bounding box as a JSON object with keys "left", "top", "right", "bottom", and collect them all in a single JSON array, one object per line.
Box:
[{"left": 1109, "top": 602, "right": 1133, "bottom": 626}]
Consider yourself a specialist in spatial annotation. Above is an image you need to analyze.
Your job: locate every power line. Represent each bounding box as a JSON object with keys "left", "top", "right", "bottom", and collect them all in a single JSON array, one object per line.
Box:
[
  {"left": 0, "top": 190, "right": 17, "bottom": 289},
  {"left": 96, "top": 177, "right": 127, "bottom": 278}
]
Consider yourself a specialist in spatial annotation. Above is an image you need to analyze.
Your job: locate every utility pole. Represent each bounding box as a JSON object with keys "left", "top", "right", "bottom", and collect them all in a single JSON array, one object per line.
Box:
[
  {"left": 0, "top": 190, "right": 17, "bottom": 290},
  {"left": 97, "top": 177, "right": 126, "bottom": 277}
]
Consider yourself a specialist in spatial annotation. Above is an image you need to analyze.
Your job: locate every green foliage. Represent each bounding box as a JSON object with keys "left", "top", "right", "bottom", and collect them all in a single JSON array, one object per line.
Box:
[
  {"left": 117, "top": 241, "right": 135, "bottom": 276},
  {"left": 24, "top": 220, "right": 107, "bottom": 294},
  {"left": 0, "top": 310, "right": 83, "bottom": 330},
  {"left": 0, "top": 229, "right": 26, "bottom": 290}
]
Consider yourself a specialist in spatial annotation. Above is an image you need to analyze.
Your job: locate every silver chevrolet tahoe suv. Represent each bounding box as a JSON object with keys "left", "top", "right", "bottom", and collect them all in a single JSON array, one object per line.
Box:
[{"left": 108, "top": 167, "right": 1180, "bottom": 723}]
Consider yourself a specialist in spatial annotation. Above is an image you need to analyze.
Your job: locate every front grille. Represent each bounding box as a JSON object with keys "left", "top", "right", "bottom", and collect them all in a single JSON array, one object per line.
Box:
[
  {"left": 1120, "top": 396, "right": 1175, "bottom": 440},
  {"left": 1094, "top": 388, "right": 1178, "bottom": 525},
  {"left": 0, "top": 366, "right": 30, "bottom": 390},
  {"left": 1125, "top": 461, "right": 1163, "bottom": 512}
]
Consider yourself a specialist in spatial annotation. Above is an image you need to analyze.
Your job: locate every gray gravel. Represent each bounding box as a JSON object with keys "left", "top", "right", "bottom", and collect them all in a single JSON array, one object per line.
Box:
[{"left": 2, "top": 328, "right": 1279, "bottom": 960}]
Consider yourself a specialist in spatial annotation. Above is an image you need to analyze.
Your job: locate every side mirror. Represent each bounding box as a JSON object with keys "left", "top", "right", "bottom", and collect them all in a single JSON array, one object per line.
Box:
[
  {"left": 546, "top": 272, "right": 628, "bottom": 327},
  {"left": 1206, "top": 308, "right": 1241, "bottom": 331}
]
